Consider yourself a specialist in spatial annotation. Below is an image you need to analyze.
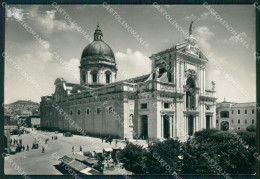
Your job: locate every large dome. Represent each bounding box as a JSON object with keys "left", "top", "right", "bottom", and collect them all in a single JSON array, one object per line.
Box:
[
  {"left": 81, "top": 40, "right": 115, "bottom": 60},
  {"left": 81, "top": 25, "right": 115, "bottom": 62}
]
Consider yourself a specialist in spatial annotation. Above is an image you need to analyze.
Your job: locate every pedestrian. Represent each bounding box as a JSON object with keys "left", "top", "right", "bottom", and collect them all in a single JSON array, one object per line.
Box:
[
  {"left": 42, "top": 146, "right": 45, "bottom": 153},
  {"left": 115, "top": 139, "right": 118, "bottom": 147},
  {"left": 101, "top": 137, "right": 103, "bottom": 143},
  {"left": 80, "top": 146, "right": 82, "bottom": 151},
  {"left": 26, "top": 145, "right": 29, "bottom": 151},
  {"left": 109, "top": 138, "right": 112, "bottom": 145},
  {"left": 52, "top": 136, "right": 53, "bottom": 140},
  {"left": 72, "top": 146, "right": 74, "bottom": 152},
  {"left": 22, "top": 145, "right": 25, "bottom": 152},
  {"left": 56, "top": 136, "right": 58, "bottom": 140}
]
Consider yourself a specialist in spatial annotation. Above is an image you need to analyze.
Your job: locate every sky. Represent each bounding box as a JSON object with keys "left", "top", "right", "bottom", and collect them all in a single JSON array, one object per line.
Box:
[{"left": 4, "top": 4, "right": 256, "bottom": 104}]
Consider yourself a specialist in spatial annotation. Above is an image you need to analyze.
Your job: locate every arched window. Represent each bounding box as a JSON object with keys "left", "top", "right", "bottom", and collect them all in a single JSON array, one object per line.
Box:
[
  {"left": 105, "top": 71, "right": 111, "bottom": 84},
  {"left": 186, "top": 77, "right": 196, "bottom": 110},
  {"left": 129, "top": 114, "right": 133, "bottom": 126},
  {"left": 159, "top": 68, "right": 166, "bottom": 77},
  {"left": 82, "top": 73, "right": 86, "bottom": 83},
  {"left": 91, "top": 70, "right": 98, "bottom": 83}
]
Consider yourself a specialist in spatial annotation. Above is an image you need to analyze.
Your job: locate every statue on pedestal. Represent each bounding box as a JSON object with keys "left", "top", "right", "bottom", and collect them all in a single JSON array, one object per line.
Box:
[{"left": 211, "top": 81, "right": 216, "bottom": 90}]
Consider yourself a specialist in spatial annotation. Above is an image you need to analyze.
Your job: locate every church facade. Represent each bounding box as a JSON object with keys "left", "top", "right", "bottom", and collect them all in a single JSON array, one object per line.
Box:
[{"left": 40, "top": 23, "right": 217, "bottom": 141}]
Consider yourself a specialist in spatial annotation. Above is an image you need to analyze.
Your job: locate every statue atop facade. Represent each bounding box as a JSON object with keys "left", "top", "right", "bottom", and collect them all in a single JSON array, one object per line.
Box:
[
  {"left": 211, "top": 81, "right": 216, "bottom": 90},
  {"left": 189, "top": 21, "right": 195, "bottom": 36}
]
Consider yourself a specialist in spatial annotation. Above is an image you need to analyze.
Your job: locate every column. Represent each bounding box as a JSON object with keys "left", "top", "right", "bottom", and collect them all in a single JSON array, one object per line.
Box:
[
  {"left": 203, "top": 67, "right": 206, "bottom": 93},
  {"left": 176, "top": 59, "right": 180, "bottom": 91},
  {"left": 85, "top": 73, "right": 88, "bottom": 84},
  {"left": 185, "top": 115, "right": 188, "bottom": 136},
  {"left": 161, "top": 115, "right": 164, "bottom": 138},
  {"left": 174, "top": 59, "right": 176, "bottom": 87},
  {"left": 87, "top": 71, "right": 91, "bottom": 84},
  {"left": 180, "top": 61, "right": 184, "bottom": 92},
  {"left": 196, "top": 115, "right": 199, "bottom": 131},
  {"left": 99, "top": 71, "right": 103, "bottom": 84},
  {"left": 200, "top": 67, "right": 203, "bottom": 94}
]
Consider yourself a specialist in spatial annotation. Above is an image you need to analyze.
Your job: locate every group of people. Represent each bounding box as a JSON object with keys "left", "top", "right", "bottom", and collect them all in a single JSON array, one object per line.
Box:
[
  {"left": 72, "top": 146, "right": 83, "bottom": 153},
  {"left": 10, "top": 139, "right": 22, "bottom": 145},
  {"left": 51, "top": 136, "right": 58, "bottom": 140},
  {"left": 101, "top": 136, "right": 113, "bottom": 144},
  {"left": 16, "top": 145, "right": 30, "bottom": 152}
]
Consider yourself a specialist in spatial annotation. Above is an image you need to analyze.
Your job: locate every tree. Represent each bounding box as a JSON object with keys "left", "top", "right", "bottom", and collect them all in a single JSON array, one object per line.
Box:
[
  {"left": 118, "top": 143, "right": 147, "bottom": 174},
  {"left": 246, "top": 124, "right": 256, "bottom": 132},
  {"left": 145, "top": 139, "right": 182, "bottom": 174},
  {"left": 181, "top": 129, "right": 256, "bottom": 174}
]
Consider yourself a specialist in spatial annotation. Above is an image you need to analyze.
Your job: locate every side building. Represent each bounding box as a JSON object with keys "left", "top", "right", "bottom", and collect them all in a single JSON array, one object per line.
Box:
[
  {"left": 40, "top": 23, "right": 217, "bottom": 141},
  {"left": 216, "top": 99, "right": 256, "bottom": 131}
]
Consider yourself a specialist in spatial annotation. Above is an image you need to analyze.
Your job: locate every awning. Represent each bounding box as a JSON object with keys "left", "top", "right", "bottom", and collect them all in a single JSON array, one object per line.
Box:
[
  {"left": 80, "top": 167, "right": 102, "bottom": 175},
  {"left": 58, "top": 155, "right": 73, "bottom": 165},
  {"left": 67, "top": 160, "right": 87, "bottom": 171}
]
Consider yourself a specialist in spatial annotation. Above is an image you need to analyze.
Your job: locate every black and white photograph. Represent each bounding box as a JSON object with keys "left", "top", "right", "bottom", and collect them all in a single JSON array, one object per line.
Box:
[{"left": 2, "top": 1, "right": 259, "bottom": 177}]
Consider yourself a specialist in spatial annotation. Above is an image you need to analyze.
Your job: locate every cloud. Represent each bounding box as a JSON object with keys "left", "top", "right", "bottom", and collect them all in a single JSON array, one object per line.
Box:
[
  {"left": 217, "top": 32, "right": 254, "bottom": 53},
  {"left": 184, "top": 12, "right": 210, "bottom": 22},
  {"left": 6, "top": 7, "right": 76, "bottom": 35},
  {"left": 184, "top": 14, "right": 197, "bottom": 21},
  {"left": 194, "top": 26, "right": 214, "bottom": 51},
  {"left": 198, "top": 12, "right": 210, "bottom": 20},
  {"left": 6, "top": 7, "right": 25, "bottom": 21},
  {"left": 36, "top": 10, "right": 75, "bottom": 34},
  {"left": 115, "top": 48, "right": 151, "bottom": 81}
]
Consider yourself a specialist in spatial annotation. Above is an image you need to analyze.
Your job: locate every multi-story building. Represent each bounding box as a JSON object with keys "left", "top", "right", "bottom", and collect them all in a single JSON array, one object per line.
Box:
[
  {"left": 216, "top": 99, "right": 256, "bottom": 131},
  {"left": 40, "top": 22, "right": 217, "bottom": 141}
]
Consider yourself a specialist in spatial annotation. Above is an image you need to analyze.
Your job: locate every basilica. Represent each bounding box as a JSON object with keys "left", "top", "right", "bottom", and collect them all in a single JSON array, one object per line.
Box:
[{"left": 40, "top": 23, "right": 217, "bottom": 141}]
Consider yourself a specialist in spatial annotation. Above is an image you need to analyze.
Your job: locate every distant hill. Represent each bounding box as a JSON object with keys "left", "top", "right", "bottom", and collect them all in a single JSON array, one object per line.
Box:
[{"left": 4, "top": 100, "right": 39, "bottom": 117}]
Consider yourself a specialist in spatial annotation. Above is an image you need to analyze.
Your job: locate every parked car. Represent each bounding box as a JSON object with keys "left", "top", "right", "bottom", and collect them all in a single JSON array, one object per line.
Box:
[{"left": 64, "top": 132, "right": 73, "bottom": 137}]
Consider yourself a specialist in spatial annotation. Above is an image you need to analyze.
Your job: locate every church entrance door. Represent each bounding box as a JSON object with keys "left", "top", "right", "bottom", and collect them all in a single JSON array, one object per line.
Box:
[
  {"left": 163, "top": 115, "right": 170, "bottom": 138},
  {"left": 188, "top": 115, "right": 194, "bottom": 136},
  {"left": 141, "top": 115, "right": 148, "bottom": 139}
]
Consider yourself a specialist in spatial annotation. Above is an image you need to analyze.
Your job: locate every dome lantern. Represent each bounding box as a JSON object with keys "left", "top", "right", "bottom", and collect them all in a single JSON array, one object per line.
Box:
[{"left": 94, "top": 24, "right": 103, "bottom": 41}]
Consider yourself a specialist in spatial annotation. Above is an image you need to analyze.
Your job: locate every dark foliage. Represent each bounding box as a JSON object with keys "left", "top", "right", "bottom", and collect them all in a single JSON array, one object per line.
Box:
[
  {"left": 117, "top": 143, "right": 147, "bottom": 174},
  {"left": 145, "top": 139, "right": 182, "bottom": 174}
]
